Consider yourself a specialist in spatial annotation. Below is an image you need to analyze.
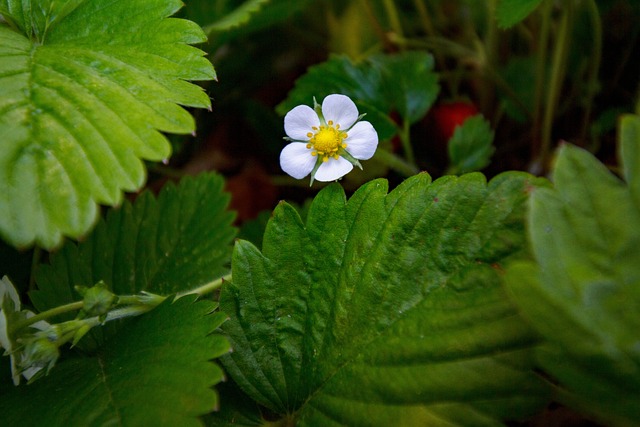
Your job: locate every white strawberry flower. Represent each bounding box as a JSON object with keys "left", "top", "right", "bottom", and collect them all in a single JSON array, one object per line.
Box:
[{"left": 280, "top": 94, "right": 378, "bottom": 184}]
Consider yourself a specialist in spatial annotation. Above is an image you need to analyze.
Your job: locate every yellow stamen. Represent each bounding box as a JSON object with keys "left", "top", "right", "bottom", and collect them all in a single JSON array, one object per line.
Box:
[{"left": 307, "top": 121, "right": 348, "bottom": 163}]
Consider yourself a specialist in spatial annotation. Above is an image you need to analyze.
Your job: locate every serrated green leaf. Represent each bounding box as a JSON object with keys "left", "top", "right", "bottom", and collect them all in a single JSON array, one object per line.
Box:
[
  {"left": 0, "top": 296, "right": 230, "bottom": 427},
  {"left": 506, "top": 141, "right": 640, "bottom": 426},
  {"left": 0, "top": 0, "right": 216, "bottom": 249},
  {"left": 496, "top": 0, "right": 543, "bottom": 28},
  {"left": 448, "top": 115, "right": 495, "bottom": 174},
  {"left": 29, "top": 173, "right": 235, "bottom": 347},
  {"left": 221, "top": 173, "right": 549, "bottom": 426}
]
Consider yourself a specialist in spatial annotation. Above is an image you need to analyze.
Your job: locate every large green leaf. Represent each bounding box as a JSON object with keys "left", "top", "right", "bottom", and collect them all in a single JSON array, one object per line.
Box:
[
  {"left": 30, "top": 173, "right": 235, "bottom": 347},
  {"left": 0, "top": 0, "right": 216, "bottom": 249},
  {"left": 506, "top": 122, "right": 640, "bottom": 426},
  {"left": 220, "top": 172, "right": 550, "bottom": 426},
  {"left": 0, "top": 296, "right": 230, "bottom": 427},
  {"left": 495, "top": 0, "right": 543, "bottom": 28}
]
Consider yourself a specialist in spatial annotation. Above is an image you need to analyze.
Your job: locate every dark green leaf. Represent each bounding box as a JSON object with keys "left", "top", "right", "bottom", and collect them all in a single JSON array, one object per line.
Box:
[
  {"left": 0, "top": 0, "right": 216, "bottom": 249},
  {"left": 372, "top": 51, "right": 440, "bottom": 124},
  {"left": 0, "top": 296, "right": 230, "bottom": 427},
  {"left": 506, "top": 140, "right": 640, "bottom": 426},
  {"left": 221, "top": 173, "right": 549, "bottom": 426},
  {"left": 30, "top": 173, "right": 235, "bottom": 343},
  {"left": 277, "top": 55, "right": 399, "bottom": 141},
  {"left": 448, "top": 115, "right": 495, "bottom": 174},
  {"left": 496, "top": 0, "right": 543, "bottom": 28}
]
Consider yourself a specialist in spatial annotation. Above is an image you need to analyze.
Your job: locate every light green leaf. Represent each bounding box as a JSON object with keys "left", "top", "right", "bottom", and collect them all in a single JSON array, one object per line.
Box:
[
  {"left": 496, "top": 0, "right": 543, "bottom": 28},
  {"left": 506, "top": 140, "right": 640, "bottom": 426},
  {"left": 0, "top": 296, "right": 230, "bottom": 427},
  {"left": 221, "top": 173, "right": 550, "bottom": 426},
  {"left": 0, "top": 0, "right": 216, "bottom": 249},
  {"left": 448, "top": 115, "right": 495, "bottom": 174},
  {"left": 30, "top": 173, "right": 235, "bottom": 347}
]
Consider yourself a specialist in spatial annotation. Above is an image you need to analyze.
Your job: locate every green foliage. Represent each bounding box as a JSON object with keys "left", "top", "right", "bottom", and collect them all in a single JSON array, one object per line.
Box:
[
  {"left": 448, "top": 115, "right": 496, "bottom": 174},
  {"left": 372, "top": 51, "right": 440, "bottom": 124},
  {"left": 277, "top": 52, "right": 440, "bottom": 141},
  {"left": 496, "top": 0, "right": 544, "bottom": 28},
  {"left": 220, "top": 172, "right": 550, "bottom": 426},
  {"left": 30, "top": 173, "right": 235, "bottom": 346},
  {"left": 0, "top": 296, "right": 230, "bottom": 427},
  {"left": 506, "top": 117, "right": 640, "bottom": 426},
  {"left": 0, "top": 0, "right": 216, "bottom": 249}
]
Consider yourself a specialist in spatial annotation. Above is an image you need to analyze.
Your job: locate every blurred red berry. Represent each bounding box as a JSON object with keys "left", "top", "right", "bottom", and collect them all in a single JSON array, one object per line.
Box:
[{"left": 431, "top": 101, "right": 479, "bottom": 142}]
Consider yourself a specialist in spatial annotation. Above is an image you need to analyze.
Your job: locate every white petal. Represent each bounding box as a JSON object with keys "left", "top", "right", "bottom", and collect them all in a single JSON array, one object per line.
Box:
[
  {"left": 280, "top": 143, "right": 316, "bottom": 179},
  {"left": 0, "top": 276, "right": 20, "bottom": 351},
  {"left": 344, "top": 121, "right": 378, "bottom": 160},
  {"left": 314, "top": 157, "right": 353, "bottom": 182},
  {"left": 322, "top": 94, "right": 358, "bottom": 129},
  {"left": 284, "top": 105, "right": 319, "bottom": 140}
]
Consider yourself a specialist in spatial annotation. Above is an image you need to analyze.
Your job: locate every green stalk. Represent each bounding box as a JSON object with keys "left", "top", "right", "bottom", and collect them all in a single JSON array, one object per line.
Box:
[
  {"left": 359, "top": 0, "right": 390, "bottom": 50},
  {"left": 399, "top": 118, "right": 415, "bottom": 166},
  {"left": 531, "top": 0, "right": 552, "bottom": 164},
  {"left": 382, "top": 0, "right": 404, "bottom": 41},
  {"left": 580, "top": 0, "right": 602, "bottom": 142},
  {"left": 9, "top": 301, "right": 84, "bottom": 333},
  {"left": 540, "top": 0, "right": 574, "bottom": 171},
  {"left": 374, "top": 149, "right": 419, "bottom": 177},
  {"left": 480, "top": 0, "right": 499, "bottom": 113},
  {"left": 176, "top": 273, "right": 232, "bottom": 298}
]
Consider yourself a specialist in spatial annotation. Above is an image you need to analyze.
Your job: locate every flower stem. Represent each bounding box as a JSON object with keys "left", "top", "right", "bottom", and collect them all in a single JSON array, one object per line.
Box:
[
  {"left": 382, "top": 0, "right": 404, "bottom": 42},
  {"left": 398, "top": 118, "right": 416, "bottom": 166},
  {"left": 531, "top": 0, "right": 552, "bottom": 166},
  {"left": 540, "top": 0, "right": 574, "bottom": 171},
  {"left": 374, "top": 149, "right": 419, "bottom": 177},
  {"left": 580, "top": 0, "right": 602, "bottom": 142},
  {"left": 9, "top": 301, "right": 85, "bottom": 333},
  {"left": 176, "top": 273, "right": 232, "bottom": 299}
]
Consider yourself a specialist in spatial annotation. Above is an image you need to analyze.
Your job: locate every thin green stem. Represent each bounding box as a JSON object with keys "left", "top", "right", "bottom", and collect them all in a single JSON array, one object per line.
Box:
[
  {"left": 480, "top": 0, "right": 498, "bottom": 113},
  {"left": 399, "top": 119, "right": 415, "bottom": 166},
  {"left": 540, "top": 1, "right": 573, "bottom": 171},
  {"left": 374, "top": 149, "right": 419, "bottom": 177},
  {"left": 359, "top": 0, "right": 391, "bottom": 51},
  {"left": 382, "top": 0, "right": 404, "bottom": 41},
  {"left": 10, "top": 301, "right": 84, "bottom": 333},
  {"left": 580, "top": 0, "right": 602, "bottom": 142},
  {"left": 176, "top": 273, "right": 232, "bottom": 299},
  {"left": 532, "top": 0, "right": 552, "bottom": 164}
]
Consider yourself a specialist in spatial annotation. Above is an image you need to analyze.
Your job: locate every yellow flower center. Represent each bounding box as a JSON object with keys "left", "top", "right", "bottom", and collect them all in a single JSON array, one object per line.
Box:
[{"left": 306, "top": 121, "right": 348, "bottom": 162}]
